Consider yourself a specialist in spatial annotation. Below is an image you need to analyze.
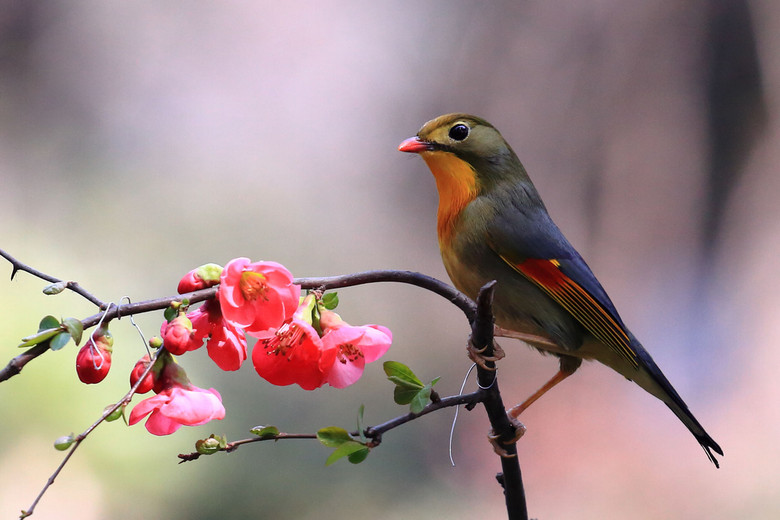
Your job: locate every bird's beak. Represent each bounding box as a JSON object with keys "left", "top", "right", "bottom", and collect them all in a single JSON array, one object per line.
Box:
[{"left": 398, "top": 136, "right": 434, "bottom": 153}]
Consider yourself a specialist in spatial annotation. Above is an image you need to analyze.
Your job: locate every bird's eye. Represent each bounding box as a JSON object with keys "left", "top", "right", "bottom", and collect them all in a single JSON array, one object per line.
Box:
[{"left": 448, "top": 123, "right": 469, "bottom": 141}]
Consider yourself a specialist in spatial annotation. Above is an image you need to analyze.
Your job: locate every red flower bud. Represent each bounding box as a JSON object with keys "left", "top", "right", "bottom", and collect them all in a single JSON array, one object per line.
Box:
[
  {"left": 161, "top": 314, "right": 194, "bottom": 355},
  {"left": 76, "top": 340, "right": 112, "bottom": 384},
  {"left": 130, "top": 355, "right": 156, "bottom": 394}
]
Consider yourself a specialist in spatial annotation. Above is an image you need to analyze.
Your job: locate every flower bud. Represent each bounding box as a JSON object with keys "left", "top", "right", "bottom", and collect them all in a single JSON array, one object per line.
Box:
[
  {"left": 76, "top": 340, "right": 112, "bottom": 384},
  {"left": 161, "top": 314, "right": 194, "bottom": 355},
  {"left": 130, "top": 355, "right": 156, "bottom": 394},
  {"left": 54, "top": 434, "right": 75, "bottom": 451}
]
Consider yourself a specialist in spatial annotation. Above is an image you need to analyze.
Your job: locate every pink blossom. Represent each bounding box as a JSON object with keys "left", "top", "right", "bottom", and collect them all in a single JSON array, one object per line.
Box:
[
  {"left": 188, "top": 299, "right": 247, "bottom": 371},
  {"left": 218, "top": 257, "right": 301, "bottom": 335},
  {"left": 251, "top": 295, "right": 336, "bottom": 390},
  {"left": 129, "top": 358, "right": 225, "bottom": 436},
  {"left": 319, "top": 310, "right": 392, "bottom": 389},
  {"left": 128, "top": 385, "right": 225, "bottom": 435}
]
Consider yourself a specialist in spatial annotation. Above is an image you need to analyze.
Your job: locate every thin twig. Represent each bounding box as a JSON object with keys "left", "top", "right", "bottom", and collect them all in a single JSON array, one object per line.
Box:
[
  {"left": 21, "top": 347, "right": 164, "bottom": 518},
  {"left": 0, "top": 248, "right": 106, "bottom": 308},
  {"left": 177, "top": 390, "right": 485, "bottom": 462}
]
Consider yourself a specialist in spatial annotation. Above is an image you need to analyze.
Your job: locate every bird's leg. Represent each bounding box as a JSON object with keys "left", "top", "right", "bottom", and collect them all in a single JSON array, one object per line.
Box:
[
  {"left": 507, "top": 357, "right": 581, "bottom": 419},
  {"left": 467, "top": 337, "right": 506, "bottom": 370}
]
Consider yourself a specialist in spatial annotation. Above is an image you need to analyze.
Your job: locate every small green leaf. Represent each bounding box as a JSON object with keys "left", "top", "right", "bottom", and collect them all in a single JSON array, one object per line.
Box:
[
  {"left": 39, "top": 315, "right": 60, "bottom": 331},
  {"left": 410, "top": 385, "right": 432, "bottom": 414},
  {"left": 163, "top": 306, "right": 177, "bottom": 322},
  {"left": 356, "top": 404, "right": 366, "bottom": 443},
  {"left": 430, "top": 376, "right": 441, "bottom": 386},
  {"left": 61, "top": 317, "right": 84, "bottom": 346},
  {"left": 383, "top": 361, "right": 424, "bottom": 387},
  {"left": 18, "top": 328, "right": 59, "bottom": 348},
  {"left": 49, "top": 331, "right": 71, "bottom": 351},
  {"left": 393, "top": 385, "right": 420, "bottom": 405},
  {"left": 325, "top": 440, "right": 366, "bottom": 466},
  {"left": 347, "top": 446, "right": 370, "bottom": 464},
  {"left": 316, "top": 426, "right": 352, "bottom": 448},
  {"left": 42, "top": 281, "right": 68, "bottom": 295},
  {"left": 321, "top": 292, "right": 339, "bottom": 310},
  {"left": 250, "top": 425, "right": 280, "bottom": 439}
]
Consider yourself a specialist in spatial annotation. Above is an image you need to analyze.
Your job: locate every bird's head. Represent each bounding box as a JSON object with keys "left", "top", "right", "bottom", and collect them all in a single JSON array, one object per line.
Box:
[
  {"left": 399, "top": 113, "right": 528, "bottom": 192},
  {"left": 399, "top": 113, "right": 531, "bottom": 244}
]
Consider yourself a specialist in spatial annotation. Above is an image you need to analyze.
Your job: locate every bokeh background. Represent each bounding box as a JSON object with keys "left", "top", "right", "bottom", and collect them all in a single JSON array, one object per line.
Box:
[{"left": 1, "top": 1, "right": 778, "bottom": 518}]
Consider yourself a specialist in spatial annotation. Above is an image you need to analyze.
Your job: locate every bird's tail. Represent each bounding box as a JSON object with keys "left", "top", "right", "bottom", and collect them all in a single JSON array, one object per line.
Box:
[{"left": 627, "top": 346, "right": 723, "bottom": 467}]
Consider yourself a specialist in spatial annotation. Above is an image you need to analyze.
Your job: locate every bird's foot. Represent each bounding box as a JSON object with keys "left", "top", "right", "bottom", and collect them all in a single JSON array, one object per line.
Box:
[
  {"left": 487, "top": 416, "right": 526, "bottom": 458},
  {"left": 467, "top": 338, "right": 506, "bottom": 371}
]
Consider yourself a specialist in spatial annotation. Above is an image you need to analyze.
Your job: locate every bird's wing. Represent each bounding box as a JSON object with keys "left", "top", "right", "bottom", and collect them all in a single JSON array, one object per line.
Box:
[{"left": 487, "top": 202, "right": 639, "bottom": 368}]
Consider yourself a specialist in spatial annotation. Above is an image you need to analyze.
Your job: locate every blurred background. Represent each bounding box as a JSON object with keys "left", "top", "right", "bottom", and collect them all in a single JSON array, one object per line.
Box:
[{"left": 1, "top": 0, "right": 778, "bottom": 518}]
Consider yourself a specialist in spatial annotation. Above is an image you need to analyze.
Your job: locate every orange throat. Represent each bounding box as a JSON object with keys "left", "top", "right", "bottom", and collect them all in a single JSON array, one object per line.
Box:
[{"left": 420, "top": 151, "right": 478, "bottom": 247}]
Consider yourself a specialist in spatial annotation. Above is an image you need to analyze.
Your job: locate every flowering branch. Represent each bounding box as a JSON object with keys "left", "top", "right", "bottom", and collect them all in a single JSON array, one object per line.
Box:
[{"left": 3, "top": 250, "right": 533, "bottom": 520}]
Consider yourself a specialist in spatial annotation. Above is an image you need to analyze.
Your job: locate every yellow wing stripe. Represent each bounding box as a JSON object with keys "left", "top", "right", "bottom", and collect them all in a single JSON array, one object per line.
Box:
[{"left": 508, "top": 257, "right": 639, "bottom": 368}]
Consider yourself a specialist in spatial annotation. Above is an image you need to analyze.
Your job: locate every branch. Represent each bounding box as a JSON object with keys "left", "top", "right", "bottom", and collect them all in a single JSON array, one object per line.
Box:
[
  {"left": 0, "top": 248, "right": 106, "bottom": 308},
  {"left": 470, "top": 282, "right": 528, "bottom": 520},
  {"left": 21, "top": 347, "right": 164, "bottom": 518},
  {"left": 177, "top": 390, "right": 486, "bottom": 462},
  {"left": 1, "top": 263, "right": 476, "bottom": 383}
]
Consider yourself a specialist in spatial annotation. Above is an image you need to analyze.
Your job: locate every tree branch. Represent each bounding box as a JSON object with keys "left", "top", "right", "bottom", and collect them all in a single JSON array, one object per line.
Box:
[
  {"left": 177, "top": 390, "right": 486, "bottom": 462},
  {"left": 470, "top": 281, "right": 528, "bottom": 520}
]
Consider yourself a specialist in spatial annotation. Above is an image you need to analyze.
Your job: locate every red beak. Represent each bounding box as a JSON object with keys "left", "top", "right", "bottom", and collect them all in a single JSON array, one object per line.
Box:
[{"left": 398, "top": 136, "right": 434, "bottom": 153}]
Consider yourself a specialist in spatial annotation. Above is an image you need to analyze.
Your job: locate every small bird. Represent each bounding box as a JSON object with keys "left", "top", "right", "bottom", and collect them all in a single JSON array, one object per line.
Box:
[{"left": 398, "top": 113, "right": 723, "bottom": 467}]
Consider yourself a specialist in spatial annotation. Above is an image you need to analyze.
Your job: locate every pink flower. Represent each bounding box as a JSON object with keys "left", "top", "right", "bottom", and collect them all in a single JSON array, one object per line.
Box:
[
  {"left": 188, "top": 299, "right": 247, "bottom": 371},
  {"left": 129, "top": 358, "right": 225, "bottom": 436},
  {"left": 160, "top": 314, "right": 195, "bottom": 355},
  {"left": 218, "top": 258, "right": 300, "bottom": 335},
  {"left": 129, "top": 385, "right": 225, "bottom": 435},
  {"left": 319, "top": 310, "right": 392, "bottom": 389},
  {"left": 251, "top": 295, "right": 336, "bottom": 390}
]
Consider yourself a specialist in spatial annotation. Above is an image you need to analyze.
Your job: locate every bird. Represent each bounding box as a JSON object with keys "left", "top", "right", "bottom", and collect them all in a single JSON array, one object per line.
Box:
[{"left": 398, "top": 113, "right": 723, "bottom": 467}]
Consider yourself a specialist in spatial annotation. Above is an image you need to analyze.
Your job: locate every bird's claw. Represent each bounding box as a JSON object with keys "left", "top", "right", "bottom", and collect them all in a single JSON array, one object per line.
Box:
[
  {"left": 487, "top": 416, "right": 526, "bottom": 458},
  {"left": 467, "top": 338, "right": 506, "bottom": 370}
]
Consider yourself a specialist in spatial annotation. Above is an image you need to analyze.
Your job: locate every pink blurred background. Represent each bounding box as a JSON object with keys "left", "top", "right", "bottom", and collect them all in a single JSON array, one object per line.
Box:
[{"left": 1, "top": 1, "right": 778, "bottom": 518}]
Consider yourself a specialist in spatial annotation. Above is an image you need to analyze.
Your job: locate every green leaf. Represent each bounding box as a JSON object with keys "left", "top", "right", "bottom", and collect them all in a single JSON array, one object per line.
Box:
[
  {"left": 18, "top": 328, "right": 59, "bottom": 348},
  {"left": 250, "top": 425, "right": 280, "bottom": 439},
  {"left": 49, "top": 331, "right": 71, "bottom": 351},
  {"left": 356, "top": 404, "right": 366, "bottom": 443},
  {"left": 383, "top": 361, "right": 424, "bottom": 387},
  {"left": 61, "top": 317, "right": 84, "bottom": 346},
  {"left": 321, "top": 292, "right": 339, "bottom": 310},
  {"left": 42, "top": 281, "right": 68, "bottom": 295},
  {"left": 316, "top": 426, "right": 352, "bottom": 448},
  {"left": 410, "top": 385, "right": 432, "bottom": 414},
  {"left": 163, "top": 306, "right": 177, "bottom": 322},
  {"left": 347, "top": 446, "right": 370, "bottom": 464},
  {"left": 430, "top": 376, "right": 441, "bottom": 386},
  {"left": 325, "top": 440, "right": 366, "bottom": 466},
  {"left": 393, "top": 385, "right": 420, "bottom": 405},
  {"left": 39, "top": 315, "right": 60, "bottom": 331}
]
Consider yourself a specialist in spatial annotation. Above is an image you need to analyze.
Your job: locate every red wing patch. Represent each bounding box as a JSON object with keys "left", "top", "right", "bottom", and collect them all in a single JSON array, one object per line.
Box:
[{"left": 508, "top": 257, "right": 638, "bottom": 368}]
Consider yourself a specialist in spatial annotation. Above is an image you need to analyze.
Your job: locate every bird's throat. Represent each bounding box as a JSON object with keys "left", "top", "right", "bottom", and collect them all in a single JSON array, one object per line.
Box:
[{"left": 420, "top": 151, "right": 478, "bottom": 247}]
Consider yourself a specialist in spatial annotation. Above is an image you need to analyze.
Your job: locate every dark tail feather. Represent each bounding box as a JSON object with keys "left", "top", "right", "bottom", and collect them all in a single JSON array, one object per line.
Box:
[{"left": 634, "top": 347, "right": 723, "bottom": 468}]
